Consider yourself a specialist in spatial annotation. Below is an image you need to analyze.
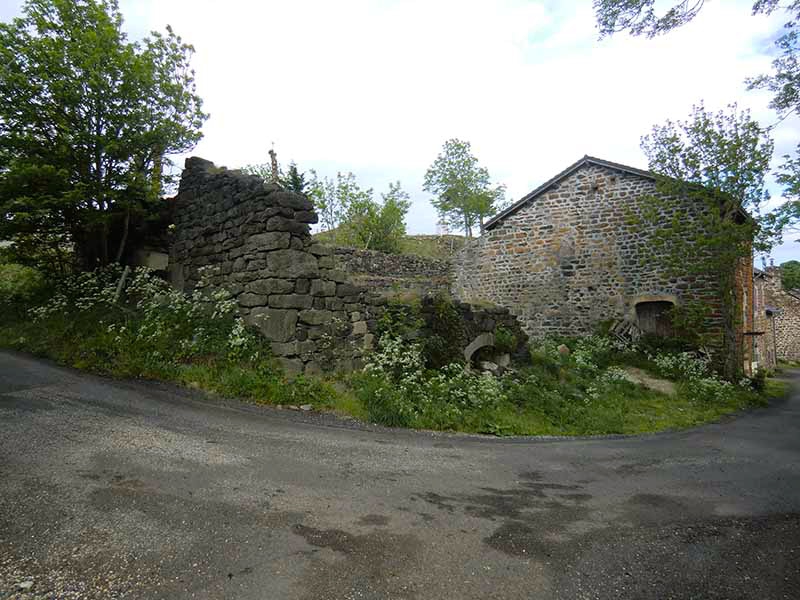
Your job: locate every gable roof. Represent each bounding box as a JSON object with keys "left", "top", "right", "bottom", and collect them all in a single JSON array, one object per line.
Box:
[{"left": 484, "top": 155, "right": 655, "bottom": 231}]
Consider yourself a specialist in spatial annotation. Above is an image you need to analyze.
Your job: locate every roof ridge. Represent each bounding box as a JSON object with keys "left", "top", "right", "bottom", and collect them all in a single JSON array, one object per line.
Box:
[{"left": 484, "top": 155, "right": 654, "bottom": 230}]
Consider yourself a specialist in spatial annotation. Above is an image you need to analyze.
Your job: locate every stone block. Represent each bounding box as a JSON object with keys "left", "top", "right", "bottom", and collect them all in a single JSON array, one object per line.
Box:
[
  {"left": 268, "top": 249, "right": 319, "bottom": 278},
  {"left": 308, "top": 244, "right": 332, "bottom": 256},
  {"left": 272, "top": 191, "right": 314, "bottom": 211},
  {"left": 247, "top": 278, "right": 295, "bottom": 295},
  {"left": 265, "top": 216, "right": 310, "bottom": 236},
  {"left": 238, "top": 293, "right": 268, "bottom": 307},
  {"left": 299, "top": 309, "right": 334, "bottom": 326},
  {"left": 322, "top": 269, "right": 348, "bottom": 283},
  {"left": 352, "top": 321, "right": 368, "bottom": 335},
  {"left": 245, "top": 308, "right": 298, "bottom": 342},
  {"left": 271, "top": 341, "right": 298, "bottom": 356},
  {"left": 363, "top": 333, "right": 375, "bottom": 350},
  {"left": 336, "top": 283, "right": 360, "bottom": 297},
  {"left": 269, "top": 294, "right": 314, "bottom": 309},
  {"left": 295, "top": 210, "right": 319, "bottom": 224},
  {"left": 325, "top": 298, "right": 344, "bottom": 311},
  {"left": 245, "top": 231, "right": 291, "bottom": 251},
  {"left": 317, "top": 256, "right": 335, "bottom": 269},
  {"left": 310, "top": 280, "right": 336, "bottom": 297},
  {"left": 277, "top": 357, "right": 304, "bottom": 375},
  {"left": 295, "top": 278, "right": 310, "bottom": 294}
]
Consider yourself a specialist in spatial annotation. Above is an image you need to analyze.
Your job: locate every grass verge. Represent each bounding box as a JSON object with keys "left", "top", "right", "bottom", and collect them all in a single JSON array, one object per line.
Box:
[{"left": 0, "top": 303, "right": 786, "bottom": 437}]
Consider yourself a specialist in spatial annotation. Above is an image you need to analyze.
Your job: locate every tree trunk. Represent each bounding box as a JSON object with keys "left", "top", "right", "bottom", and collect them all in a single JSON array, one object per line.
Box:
[{"left": 114, "top": 207, "right": 131, "bottom": 264}]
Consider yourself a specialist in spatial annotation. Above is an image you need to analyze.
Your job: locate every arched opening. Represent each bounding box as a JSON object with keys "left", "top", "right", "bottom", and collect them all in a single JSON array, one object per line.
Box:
[{"left": 635, "top": 300, "right": 675, "bottom": 337}]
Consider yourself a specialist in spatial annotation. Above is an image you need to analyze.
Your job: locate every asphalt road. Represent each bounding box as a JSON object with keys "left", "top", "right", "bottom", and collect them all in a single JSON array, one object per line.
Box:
[{"left": 1, "top": 351, "right": 799, "bottom": 600}]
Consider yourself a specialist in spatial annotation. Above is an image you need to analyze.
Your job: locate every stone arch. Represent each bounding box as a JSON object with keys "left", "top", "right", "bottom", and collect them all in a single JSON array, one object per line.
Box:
[{"left": 463, "top": 332, "right": 495, "bottom": 363}]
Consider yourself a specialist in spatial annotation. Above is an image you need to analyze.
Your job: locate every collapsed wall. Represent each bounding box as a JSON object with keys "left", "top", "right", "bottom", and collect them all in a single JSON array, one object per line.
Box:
[
  {"left": 332, "top": 246, "right": 452, "bottom": 297},
  {"left": 169, "top": 157, "right": 526, "bottom": 373},
  {"left": 170, "top": 157, "right": 380, "bottom": 374}
]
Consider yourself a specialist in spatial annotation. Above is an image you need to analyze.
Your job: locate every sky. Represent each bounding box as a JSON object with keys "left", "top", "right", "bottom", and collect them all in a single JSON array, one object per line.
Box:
[{"left": 1, "top": 0, "right": 798, "bottom": 264}]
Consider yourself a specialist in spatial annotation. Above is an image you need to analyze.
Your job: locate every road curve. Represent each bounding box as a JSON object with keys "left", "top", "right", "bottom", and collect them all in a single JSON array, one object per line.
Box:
[{"left": 1, "top": 350, "right": 799, "bottom": 599}]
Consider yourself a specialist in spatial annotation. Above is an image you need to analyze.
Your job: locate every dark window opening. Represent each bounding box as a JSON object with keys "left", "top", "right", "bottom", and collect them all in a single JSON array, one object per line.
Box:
[{"left": 636, "top": 301, "right": 674, "bottom": 337}]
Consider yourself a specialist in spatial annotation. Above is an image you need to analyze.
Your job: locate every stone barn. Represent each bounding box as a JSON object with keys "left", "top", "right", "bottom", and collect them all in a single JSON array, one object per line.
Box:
[{"left": 452, "top": 155, "right": 753, "bottom": 356}]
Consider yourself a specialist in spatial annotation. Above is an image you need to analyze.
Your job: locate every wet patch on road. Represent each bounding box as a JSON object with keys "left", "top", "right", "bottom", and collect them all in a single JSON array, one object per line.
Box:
[
  {"left": 291, "top": 523, "right": 421, "bottom": 599},
  {"left": 358, "top": 514, "right": 390, "bottom": 526},
  {"left": 415, "top": 472, "right": 598, "bottom": 558}
]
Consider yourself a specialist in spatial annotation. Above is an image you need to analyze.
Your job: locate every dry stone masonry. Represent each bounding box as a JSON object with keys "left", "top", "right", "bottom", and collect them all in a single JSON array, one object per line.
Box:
[
  {"left": 332, "top": 247, "right": 452, "bottom": 298},
  {"left": 453, "top": 158, "right": 726, "bottom": 340},
  {"left": 169, "top": 157, "right": 526, "bottom": 373},
  {"left": 170, "top": 157, "right": 380, "bottom": 374}
]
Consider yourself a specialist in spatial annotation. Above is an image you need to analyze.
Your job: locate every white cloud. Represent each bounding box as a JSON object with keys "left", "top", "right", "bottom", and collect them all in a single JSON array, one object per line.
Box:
[{"left": 2, "top": 0, "right": 798, "bottom": 261}]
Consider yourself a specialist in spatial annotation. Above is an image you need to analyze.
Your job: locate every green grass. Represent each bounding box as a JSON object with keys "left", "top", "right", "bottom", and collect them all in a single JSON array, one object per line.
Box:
[{"left": 0, "top": 306, "right": 786, "bottom": 437}]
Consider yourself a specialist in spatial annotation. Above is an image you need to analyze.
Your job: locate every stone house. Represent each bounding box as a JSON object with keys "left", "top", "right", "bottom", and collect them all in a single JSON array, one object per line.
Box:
[
  {"left": 752, "top": 265, "right": 800, "bottom": 369},
  {"left": 453, "top": 155, "right": 755, "bottom": 366}
]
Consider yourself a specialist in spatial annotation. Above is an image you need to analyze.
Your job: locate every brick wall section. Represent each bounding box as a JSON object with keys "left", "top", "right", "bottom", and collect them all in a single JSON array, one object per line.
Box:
[
  {"left": 452, "top": 163, "right": 722, "bottom": 340},
  {"left": 169, "top": 157, "right": 526, "bottom": 373},
  {"left": 331, "top": 246, "right": 452, "bottom": 297},
  {"left": 763, "top": 267, "right": 800, "bottom": 361}
]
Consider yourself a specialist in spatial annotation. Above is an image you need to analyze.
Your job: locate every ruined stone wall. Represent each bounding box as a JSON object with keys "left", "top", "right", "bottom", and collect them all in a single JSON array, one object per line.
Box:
[
  {"left": 169, "top": 157, "right": 526, "bottom": 373},
  {"left": 452, "top": 163, "right": 722, "bottom": 339},
  {"left": 170, "top": 158, "right": 380, "bottom": 374},
  {"left": 763, "top": 267, "right": 800, "bottom": 361},
  {"left": 331, "top": 246, "right": 451, "bottom": 297}
]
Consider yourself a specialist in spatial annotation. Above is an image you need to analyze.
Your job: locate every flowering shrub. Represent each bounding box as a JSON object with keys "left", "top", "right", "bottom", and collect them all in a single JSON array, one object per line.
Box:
[
  {"left": 651, "top": 351, "right": 711, "bottom": 380},
  {"left": 360, "top": 334, "right": 508, "bottom": 428},
  {"left": 28, "top": 266, "right": 261, "bottom": 366}
]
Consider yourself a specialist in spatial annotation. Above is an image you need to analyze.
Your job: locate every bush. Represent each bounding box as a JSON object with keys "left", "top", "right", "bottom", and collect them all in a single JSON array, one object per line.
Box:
[
  {"left": 359, "top": 334, "right": 506, "bottom": 429},
  {"left": 0, "top": 263, "right": 46, "bottom": 305},
  {"left": 494, "top": 326, "right": 517, "bottom": 354}
]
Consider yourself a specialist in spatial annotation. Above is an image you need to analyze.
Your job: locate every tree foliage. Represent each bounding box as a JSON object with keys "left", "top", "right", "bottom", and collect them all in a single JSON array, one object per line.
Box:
[
  {"left": 594, "top": 0, "right": 800, "bottom": 242},
  {"left": 423, "top": 139, "right": 505, "bottom": 237},
  {"left": 242, "top": 158, "right": 309, "bottom": 195},
  {"left": 308, "top": 172, "right": 410, "bottom": 253},
  {"left": 0, "top": 0, "right": 207, "bottom": 271},
  {"left": 781, "top": 259, "right": 800, "bottom": 290},
  {"left": 638, "top": 103, "right": 775, "bottom": 379}
]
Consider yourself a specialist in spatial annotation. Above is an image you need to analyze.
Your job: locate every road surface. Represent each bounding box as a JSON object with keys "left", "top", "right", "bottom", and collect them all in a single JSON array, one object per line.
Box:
[{"left": 1, "top": 350, "right": 799, "bottom": 599}]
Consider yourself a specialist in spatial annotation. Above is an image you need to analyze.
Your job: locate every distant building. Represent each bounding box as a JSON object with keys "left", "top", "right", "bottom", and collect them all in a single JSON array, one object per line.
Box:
[{"left": 752, "top": 266, "right": 800, "bottom": 369}]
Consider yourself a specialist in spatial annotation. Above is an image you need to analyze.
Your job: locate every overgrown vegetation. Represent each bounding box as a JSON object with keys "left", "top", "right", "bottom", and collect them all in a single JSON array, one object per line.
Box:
[
  {"left": 0, "top": 0, "right": 207, "bottom": 271},
  {"left": 0, "top": 265, "right": 344, "bottom": 411},
  {"left": 0, "top": 265, "right": 786, "bottom": 437},
  {"left": 353, "top": 331, "right": 781, "bottom": 436}
]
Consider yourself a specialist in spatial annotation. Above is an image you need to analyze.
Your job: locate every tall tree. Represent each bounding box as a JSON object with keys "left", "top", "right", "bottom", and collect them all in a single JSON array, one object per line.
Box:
[
  {"left": 307, "top": 171, "right": 373, "bottom": 241},
  {"left": 638, "top": 103, "right": 774, "bottom": 379},
  {"left": 594, "top": 0, "right": 800, "bottom": 240},
  {"left": 423, "top": 139, "right": 505, "bottom": 237},
  {"left": 781, "top": 259, "right": 800, "bottom": 290},
  {"left": 0, "top": 0, "right": 207, "bottom": 269},
  {"left": 283, "top": 162, "right": 309, "bottom": 195}
]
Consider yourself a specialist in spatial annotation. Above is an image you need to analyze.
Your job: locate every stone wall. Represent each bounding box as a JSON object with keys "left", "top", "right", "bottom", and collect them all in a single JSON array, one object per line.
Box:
[
  {"left": 169, "top": 157, "right": 527, "bottom": 373},
  {"left": 169, "top": 158, "right": 381, "bottom": 374},
  {"left": 452, "top": 162, "right": 723, "bottom": 340},
  {"left": 763, "top": 267, "right": 800, "bottom": 361},
  {"left": 331, "top": 246, "right": 451, "bottom": 297}
]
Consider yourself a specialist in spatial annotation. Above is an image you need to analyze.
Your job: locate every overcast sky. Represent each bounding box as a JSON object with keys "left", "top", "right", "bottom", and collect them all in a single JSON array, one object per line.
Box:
[{"left": 2, "top": 0, "right": 798, "bottom": 263}]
